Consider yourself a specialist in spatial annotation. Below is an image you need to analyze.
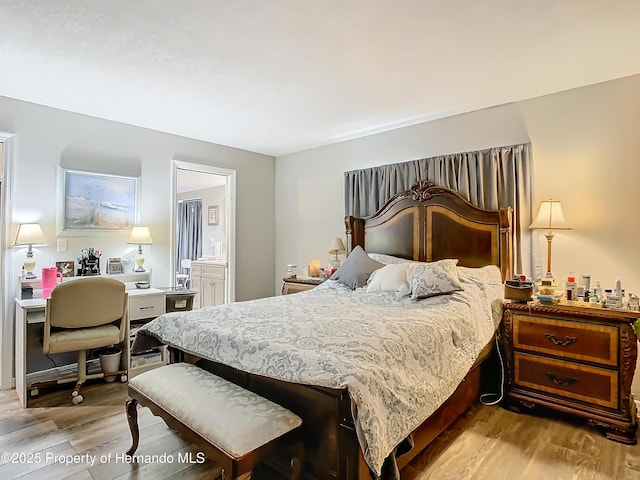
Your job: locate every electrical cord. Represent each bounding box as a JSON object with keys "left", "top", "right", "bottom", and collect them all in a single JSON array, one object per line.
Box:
[
  {"left": 45, "top": 353, "right": 59, "bottom": 368},
  {"left": 479, "top": 335, "right": 505, "bottom": 406}
]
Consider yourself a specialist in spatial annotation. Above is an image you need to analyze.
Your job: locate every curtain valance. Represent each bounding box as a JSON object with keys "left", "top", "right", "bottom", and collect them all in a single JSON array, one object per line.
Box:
[{"left": 344, "top": 143, "right": 533, "bottom": 275}]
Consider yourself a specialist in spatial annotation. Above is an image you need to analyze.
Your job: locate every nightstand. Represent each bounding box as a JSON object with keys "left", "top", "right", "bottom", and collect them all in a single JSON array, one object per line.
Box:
[
  {"left": 500, "top": 301, "right": 638, "bottom": 444},
  {"left": 281, "top": 276, "right": 326, "bottom": 295}
]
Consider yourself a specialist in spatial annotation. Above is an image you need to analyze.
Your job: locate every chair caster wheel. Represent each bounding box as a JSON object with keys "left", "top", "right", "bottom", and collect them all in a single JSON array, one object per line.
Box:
[
  {"left": 72, "top": 394, "right": 84, "bottom": 405},
  {"left": 120, "top": 374, "right": 128, "bottom": 382}
]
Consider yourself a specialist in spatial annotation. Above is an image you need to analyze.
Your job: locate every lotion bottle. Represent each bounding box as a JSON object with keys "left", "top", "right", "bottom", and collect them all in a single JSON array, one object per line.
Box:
[
  {"left": 565, "top": 273, "right": 577, "bottom": 301},
  {"left": 615, "top": 277, "right": 622, "bottom": 296}
]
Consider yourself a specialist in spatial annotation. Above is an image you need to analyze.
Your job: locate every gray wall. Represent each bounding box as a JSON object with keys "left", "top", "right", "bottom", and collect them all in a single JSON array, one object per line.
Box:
[
  {"left": 275, "top": 74, "right": 640, "bottom": 296},
  {"left": 177, "top": 185, "right": 226, "bottom": 260},
  {"left": 0, "top": 95, "right": 276, "bottom": 301}
]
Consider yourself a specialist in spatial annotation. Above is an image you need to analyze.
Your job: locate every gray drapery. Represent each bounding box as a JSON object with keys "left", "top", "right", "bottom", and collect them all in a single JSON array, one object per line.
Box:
[
  {"left": 176, "top": 199, "right": 203, "bottom": 273},
  {"left": 344, "top": 144, "right": 533, "bottom": 276}
]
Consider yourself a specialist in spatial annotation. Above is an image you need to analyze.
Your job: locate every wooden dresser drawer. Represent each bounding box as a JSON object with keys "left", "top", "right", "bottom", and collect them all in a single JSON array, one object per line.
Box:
[
  {"left": 201, "top": 265, "right": 225, "bottom": 278},
  {"left": 129, "top": 293, "right": 165, "bottom": 321},
  {"left": 513, "top": 314, "right": 618, "bottom": 366},
  {"left": 282, "top": 282, "right": 315, "bottom": 295},
  {"left": 514, "top": 352, "right": 618, "bottom": 409},
  {"left": 281, "top": 277, "right": 326, "bottom": 295}
]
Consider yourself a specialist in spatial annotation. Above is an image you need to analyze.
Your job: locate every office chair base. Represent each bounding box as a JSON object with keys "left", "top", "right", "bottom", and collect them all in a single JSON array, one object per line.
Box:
[{"left": 28, "top": 368, "right": 128, "bottom": 405}]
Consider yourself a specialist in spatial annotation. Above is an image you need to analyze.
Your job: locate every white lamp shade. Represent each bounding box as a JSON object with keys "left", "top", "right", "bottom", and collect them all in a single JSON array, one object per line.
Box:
[
  {"left": 529, "top": 201, "right": 572, "bottom": 230},
  {"left": 328, "top": 238, "right": 346, "bottom": 255},
  {"left": 14, "top": 223, "right": 47, "bottom": 246},
  {"left": 127, "top": 226, "right": 153, "bottom": 245}
]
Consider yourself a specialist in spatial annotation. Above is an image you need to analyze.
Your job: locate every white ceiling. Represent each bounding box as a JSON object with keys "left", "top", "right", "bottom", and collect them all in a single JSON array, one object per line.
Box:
[
  {"left": 1, "top": 1, "right": 639, "bottom": 156},
  {"left": 176, "top": 168, "right": 226, "bottom": 194}
]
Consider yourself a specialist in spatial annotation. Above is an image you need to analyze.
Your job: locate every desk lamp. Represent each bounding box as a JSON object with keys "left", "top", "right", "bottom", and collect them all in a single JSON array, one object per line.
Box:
[
  {"left": 328, "top": 238, "right": 346, "bottom": 270},
  {"left": 14, "top": 223, "right": 47, "bottom": 279},
  {"left": 127, "top": 226, "right": 153, "bottom": 272},
  {"left": 529, "top": 200, "right": 571, "bottom": 281}
]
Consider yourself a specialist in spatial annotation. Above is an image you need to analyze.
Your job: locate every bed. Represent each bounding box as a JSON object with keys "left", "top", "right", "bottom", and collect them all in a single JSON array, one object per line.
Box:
[{"left": 133, "top": 180, "right": 513, "bottom": 479}]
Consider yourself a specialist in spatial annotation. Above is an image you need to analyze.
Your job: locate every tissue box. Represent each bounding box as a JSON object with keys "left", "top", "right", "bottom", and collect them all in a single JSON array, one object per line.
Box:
[{"left": 505, "top": 280, "right": 533, "bottom": 303}]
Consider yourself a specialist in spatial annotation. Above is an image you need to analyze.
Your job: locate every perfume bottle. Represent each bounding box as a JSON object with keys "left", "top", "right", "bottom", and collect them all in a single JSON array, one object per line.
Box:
[{"left": 594, "top": 281, "right": 603, "bottom": 302}]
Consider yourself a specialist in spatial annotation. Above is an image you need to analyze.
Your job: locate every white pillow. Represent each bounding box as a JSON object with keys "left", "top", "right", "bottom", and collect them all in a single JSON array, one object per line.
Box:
[
  {"left": 367, "top": 253, "right": 413, "bottom": 265},
  {"left": 408, "top": 259, "right": 463, "bottom": 300},
  {"left": 366, "top": 263, "right": 412, "bottom": 294}
]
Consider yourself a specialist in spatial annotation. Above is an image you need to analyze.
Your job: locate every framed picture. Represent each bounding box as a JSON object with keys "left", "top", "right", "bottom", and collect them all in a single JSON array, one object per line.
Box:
[
  {"left": 56, "top": 167, "right": 140, "bottom": 236},
  {"left": 55, "top": 261, "right": 75, "bottom": 277},
  {"left": 208, "top": 205, "right": 219, "bottom": 225},
  {"left": 107, "top": 257, "right": 124, "bottom": 274}
]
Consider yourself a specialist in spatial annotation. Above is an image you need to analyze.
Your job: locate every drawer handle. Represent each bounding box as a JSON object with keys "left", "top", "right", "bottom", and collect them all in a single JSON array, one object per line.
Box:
[
  {"left": 545, "top": 372, "right": 578, "bottom": 387},
  {"left": 545, "top": 333, "right": 576, "bottom": 347},
  {"left": 138, "top": 306, "right": 155, "bottom": 310}
]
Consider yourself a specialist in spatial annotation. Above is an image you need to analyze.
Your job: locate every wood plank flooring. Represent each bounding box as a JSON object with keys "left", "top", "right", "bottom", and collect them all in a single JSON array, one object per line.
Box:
[{"left": 1, "top": 379, "right": 639, "bottom": 480}]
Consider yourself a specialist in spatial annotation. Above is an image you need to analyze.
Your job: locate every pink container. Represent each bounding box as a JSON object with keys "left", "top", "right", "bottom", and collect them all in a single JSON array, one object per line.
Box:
[{"left": 42, "top": 267, "right": 63, "bottom": 298}]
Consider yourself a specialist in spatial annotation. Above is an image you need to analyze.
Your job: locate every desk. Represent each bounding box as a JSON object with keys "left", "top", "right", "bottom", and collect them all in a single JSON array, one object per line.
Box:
[{"left": 14, "top": 287, "right": 169, "bottom": 408}]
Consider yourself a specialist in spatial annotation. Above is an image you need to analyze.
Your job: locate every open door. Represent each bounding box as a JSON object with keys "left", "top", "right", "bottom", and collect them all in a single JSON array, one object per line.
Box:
[{"left": 171, "top": 160, "right": 236, "bottom": 306}]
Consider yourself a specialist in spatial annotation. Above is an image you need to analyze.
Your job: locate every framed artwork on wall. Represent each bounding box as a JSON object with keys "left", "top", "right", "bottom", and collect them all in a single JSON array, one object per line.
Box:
[
  {"left": 208, "top": 205, "right": 219, "bottom": 225},
  {"left": 56, "top": 167, "right": 140, "bottom": 236}
]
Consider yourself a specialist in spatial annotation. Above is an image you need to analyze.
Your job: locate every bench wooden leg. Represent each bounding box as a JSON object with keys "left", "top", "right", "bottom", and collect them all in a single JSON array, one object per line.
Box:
[{"left": 125, "top": 397, "right": 139, "bottom": 456}]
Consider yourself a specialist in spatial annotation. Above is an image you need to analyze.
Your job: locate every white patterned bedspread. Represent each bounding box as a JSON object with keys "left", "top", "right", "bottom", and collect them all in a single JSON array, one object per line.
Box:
[{"left": 137, "top": 265, "right": 504, "bottom": 475}]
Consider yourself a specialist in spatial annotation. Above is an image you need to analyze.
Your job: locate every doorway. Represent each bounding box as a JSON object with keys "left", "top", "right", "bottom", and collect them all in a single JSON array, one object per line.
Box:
[
  {"left": 1, "top": 133, "right": 16, "bottom": 390},
  {"left": 171, "top": 161, "right": 236, "bottom": 304}
]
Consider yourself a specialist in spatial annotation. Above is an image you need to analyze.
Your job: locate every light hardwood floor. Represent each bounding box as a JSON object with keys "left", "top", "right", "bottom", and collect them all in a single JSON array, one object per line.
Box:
[{"left": 1, "top": 380, "right": 639, "bottom": 480}]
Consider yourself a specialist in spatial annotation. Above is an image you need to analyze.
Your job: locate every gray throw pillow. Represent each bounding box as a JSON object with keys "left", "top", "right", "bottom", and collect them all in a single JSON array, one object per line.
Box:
[{"left": 331, "top": 245, "right": 383, "bottom": 290}]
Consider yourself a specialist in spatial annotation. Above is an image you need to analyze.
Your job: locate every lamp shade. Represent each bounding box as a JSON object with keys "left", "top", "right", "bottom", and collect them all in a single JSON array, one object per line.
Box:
[
  {"left": 127, "top": 226, "right": 153, "bottom": 245},
  {"left": 529, "top": 200, "right": 572, "bottom": 230},
  {"left": 14, "top": 223, "right": 47, "bottom": 246},
  {"left": 328, "top": 238, "right": 346, "bottom": 255}
]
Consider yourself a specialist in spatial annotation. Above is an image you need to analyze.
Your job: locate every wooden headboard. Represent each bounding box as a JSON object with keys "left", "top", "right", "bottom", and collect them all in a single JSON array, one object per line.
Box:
[{"left": 345, "top": 180, "right": 513, "bottom": 281}]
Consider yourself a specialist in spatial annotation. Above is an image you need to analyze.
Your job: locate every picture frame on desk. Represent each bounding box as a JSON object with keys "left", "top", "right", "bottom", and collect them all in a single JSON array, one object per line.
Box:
[
  {"left": 56, "top": 167, "right": 140, "bottom": 236},
  {"left": 55, "top": 260, "right": 75, "bottom": 277},
  {"left": 107, "top": 257, "right": 124, "bottom": 274}
]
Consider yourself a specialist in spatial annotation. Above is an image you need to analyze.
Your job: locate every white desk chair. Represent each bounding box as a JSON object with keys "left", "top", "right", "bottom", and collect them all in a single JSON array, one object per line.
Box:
[{"left": 42, "top": 277, "right": 128, "bottom": 404}]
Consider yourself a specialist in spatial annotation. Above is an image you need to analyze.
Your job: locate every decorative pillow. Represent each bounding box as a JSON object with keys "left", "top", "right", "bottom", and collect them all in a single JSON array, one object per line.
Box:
[
  {"left": 409, "top": 259, "right": 463, "bottom": 300},
  {"left": 366, "top": 263, "right": 412, "bottom": 293},
  {"left": 367, "top": 253, "right": 413, "bottom": 265},
  {"left": 330, "top": 246, "right": 383, "bottom": 290}
]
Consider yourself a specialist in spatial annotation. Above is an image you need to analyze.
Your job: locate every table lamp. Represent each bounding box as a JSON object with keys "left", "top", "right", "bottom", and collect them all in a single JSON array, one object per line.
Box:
[
  {"left": 529, "top": 200, "right": 571, "bottom": 281},
  {"left": 127, "top": 226, "right": 153, "bottom": 272},
  {"left": 328, "top": 238, "right": 346, "bottom": 270},
  {"left": 14, "top": 223, "right": 47, "bottom": 279}
]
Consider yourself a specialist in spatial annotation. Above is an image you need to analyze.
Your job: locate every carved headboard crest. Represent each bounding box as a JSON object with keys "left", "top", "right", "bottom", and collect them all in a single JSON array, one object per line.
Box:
[{"left": 409, "top": 180, "right": 448, "bottom": 202}]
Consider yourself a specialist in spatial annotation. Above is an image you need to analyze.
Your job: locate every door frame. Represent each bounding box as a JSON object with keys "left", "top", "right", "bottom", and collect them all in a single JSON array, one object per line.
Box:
[
  {"left": 1, "top": 133, "right": 16, "bottom": 390},
  {"left": 171, "top": 160, "right": 236, "bottom": 303}
]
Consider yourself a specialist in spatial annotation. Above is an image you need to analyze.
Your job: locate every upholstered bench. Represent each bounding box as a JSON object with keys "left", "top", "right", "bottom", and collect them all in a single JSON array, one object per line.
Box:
[{"left": 125, "top": 362, "right": 304, "bottom": 480}]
